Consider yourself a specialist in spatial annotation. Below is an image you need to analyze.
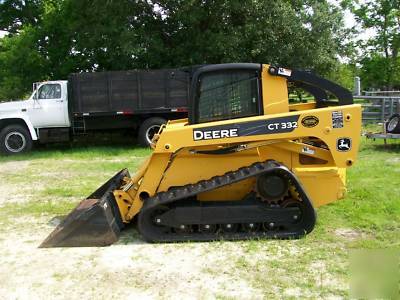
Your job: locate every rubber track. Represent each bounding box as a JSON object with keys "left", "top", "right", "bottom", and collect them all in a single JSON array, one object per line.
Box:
[{"left": 139, "top": 160, "right": 316, "bottom": 242}]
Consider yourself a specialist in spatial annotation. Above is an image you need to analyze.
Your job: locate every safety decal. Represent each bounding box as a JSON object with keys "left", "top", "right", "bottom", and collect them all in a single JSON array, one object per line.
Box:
[
  {"left": 302, "top": 146, "right": 315, "bottom": 155},
  {"left": 337, "top": 137, "right": 352, "bottom": 152},
  {"left": 193, "top": 115, "right": 300, "bottom": 141},
  {"left": 332, "top": 111, "right": 344, "bottom": 129},
  {"left": 277, "top": 67, "right": 292, "bottom": 77},
  {"left": 301, "top": 116, "right": 319, "bottom": 128}
]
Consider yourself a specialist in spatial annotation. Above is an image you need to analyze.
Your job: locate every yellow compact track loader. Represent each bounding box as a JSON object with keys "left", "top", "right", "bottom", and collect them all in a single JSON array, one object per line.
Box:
[{"left": 40, "top": 64, "right": 361, "bottom": 247}]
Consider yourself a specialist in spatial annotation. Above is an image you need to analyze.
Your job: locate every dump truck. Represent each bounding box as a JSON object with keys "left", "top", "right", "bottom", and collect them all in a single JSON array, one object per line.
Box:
[
  {"left": 40, "top": 63, "right": 361, "bottom": 247},
  {"left": 0, "top": 68, "right": 191, "bottom": 154}
]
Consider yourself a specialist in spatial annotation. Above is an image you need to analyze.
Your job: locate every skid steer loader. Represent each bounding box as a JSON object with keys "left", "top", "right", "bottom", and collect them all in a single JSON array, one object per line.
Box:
[{"left": 40, "top": 64, "right": 361, "bottom": 247}]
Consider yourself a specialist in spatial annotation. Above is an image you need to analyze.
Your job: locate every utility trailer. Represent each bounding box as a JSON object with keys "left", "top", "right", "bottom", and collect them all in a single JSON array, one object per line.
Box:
[
  {"left": 0, "top": 68, "right": 192, "bottom": 155},
  {"left": 366, "top": 131, "right": 400, "bottom": 146},
  {"left": 366, "top": 132, "right": 400, "bottom": 142},
  {"left": 366, "top": 113, "right": 400, "bottom": 145}
]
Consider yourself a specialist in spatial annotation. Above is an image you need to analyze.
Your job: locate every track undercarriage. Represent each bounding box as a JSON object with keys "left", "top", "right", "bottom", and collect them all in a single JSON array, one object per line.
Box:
[{"left": 138, "top": 160, "right": 316, "bottom": 242}]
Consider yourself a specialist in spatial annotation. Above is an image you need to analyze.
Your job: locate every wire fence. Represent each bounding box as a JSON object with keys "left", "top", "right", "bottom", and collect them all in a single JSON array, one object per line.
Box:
[
  {"left": 354, "top": 95, "right": 400, "bottom": 123},
  {"left": 363, "top": 90, "right": 400, "bottom": 97}
]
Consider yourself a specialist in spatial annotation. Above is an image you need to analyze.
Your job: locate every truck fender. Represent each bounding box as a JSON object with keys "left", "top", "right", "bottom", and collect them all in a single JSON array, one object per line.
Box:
[{"left": 0, "top": 115, "right": 38, "bottom": 141}]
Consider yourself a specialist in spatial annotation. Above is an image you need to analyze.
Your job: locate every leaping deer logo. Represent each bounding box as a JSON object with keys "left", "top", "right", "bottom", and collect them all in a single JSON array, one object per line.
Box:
[
  {"left": 337, "top": 138, "right": 351, "bottom": 151},
  {"left": 339, "top": 139, "right": 349, "bottom": 149}
]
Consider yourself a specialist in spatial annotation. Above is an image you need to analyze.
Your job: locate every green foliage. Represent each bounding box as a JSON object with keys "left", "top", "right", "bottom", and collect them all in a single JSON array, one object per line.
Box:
[
  {"left": 350, "top": 0, "right": 400, "bottom": 89},
  {"left": 0, "top": 0, "right": 350, "bottom": 100},
  {"left": 152, "top": 0, "right": 349, "bottom": 74},
  {"left": 0, "top": 26, "right": 49, "bottom": 99},
  {"left": 327, "top": 63, "right": 358, "bottom": 91},
  {"left": 0, "top": 0, "right": 43, "bottom": 33},
  {"left": 359, "top": 54, "right": 400, "bottom": 88}
]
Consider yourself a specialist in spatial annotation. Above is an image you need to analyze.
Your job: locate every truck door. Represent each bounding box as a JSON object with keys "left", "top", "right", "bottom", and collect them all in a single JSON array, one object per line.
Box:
[{"left": 29, "top": 83, "right": 69, "bottom": 127}]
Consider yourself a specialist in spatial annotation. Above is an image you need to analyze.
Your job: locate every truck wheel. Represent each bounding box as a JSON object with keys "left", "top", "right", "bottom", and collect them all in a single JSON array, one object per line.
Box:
[
  {"left": 386, "top": 114, "right": 400, "bottom": 134},
  {"left": 0, "top": 125, "right": 33, "bottom": 155},
  {"left": 138, "top": 117, "right": 167, "bottom": 147}
]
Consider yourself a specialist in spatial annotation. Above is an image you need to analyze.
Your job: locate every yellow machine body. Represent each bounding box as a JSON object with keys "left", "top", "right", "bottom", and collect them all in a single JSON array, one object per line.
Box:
[
  {"left": 41, "top": 64, "right": 361, "bottom": 247},
  {"left": 115, "top": 65, "right": 361, "bottom": 223}
]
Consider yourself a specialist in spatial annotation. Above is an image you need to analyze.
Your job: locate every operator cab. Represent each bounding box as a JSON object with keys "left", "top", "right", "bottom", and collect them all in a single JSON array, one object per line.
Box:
[
  {"left": 189, "top": 64, "right": 262, "bottom": 124},
  {"left": 189, "top": 63, "right": 354, "bottom": 125}
]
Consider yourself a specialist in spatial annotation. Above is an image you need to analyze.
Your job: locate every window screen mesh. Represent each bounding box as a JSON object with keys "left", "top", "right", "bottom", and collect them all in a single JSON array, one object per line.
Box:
[{"left": 197, "top": 71, "right": 259, "bottom": 123}]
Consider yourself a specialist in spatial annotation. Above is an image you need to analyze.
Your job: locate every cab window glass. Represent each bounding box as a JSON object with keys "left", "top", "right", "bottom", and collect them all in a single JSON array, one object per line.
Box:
[
  {"left": 38, "top": 84, "right": 62, "bottom": 99},
  {"left": 197, "top": 70, "right": 260, "bottom": 123}
]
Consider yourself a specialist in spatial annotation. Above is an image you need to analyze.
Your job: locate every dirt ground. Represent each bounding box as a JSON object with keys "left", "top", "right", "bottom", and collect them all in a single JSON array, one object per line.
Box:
[
  {"left": 2, "top": 148, "right": 388, "bottom": 299},
  {"left": 0, "top": 159, "right": 272, "bottom": 299},
  {"left": 0, "top": 218, "right": 266, "bottom": 299}
]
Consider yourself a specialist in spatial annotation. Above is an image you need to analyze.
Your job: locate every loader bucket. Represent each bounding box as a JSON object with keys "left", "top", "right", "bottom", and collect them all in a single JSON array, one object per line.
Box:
[{"left": 39, "top": 169, "right": 130, "bottom": 248}]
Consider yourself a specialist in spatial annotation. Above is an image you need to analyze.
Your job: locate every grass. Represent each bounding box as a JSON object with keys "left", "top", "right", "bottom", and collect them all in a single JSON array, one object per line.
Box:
[
  {"left": 222, "top": 138, "right": 400, "bottom": 297},
  {"left": 0, "top": 136, "right": 399, "bottom": 298},
  {"left": 0, "top": 142, "right": 151, "bottom": 226}
]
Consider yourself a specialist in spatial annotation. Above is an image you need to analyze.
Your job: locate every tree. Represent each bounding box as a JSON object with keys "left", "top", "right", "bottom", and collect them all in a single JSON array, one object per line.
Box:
[
  {"left": 146, "top": 0, "right": 349, "bottom": 74},
  {"left": 0, "top": 0, "right": 349, "bottom": 100},
  {"left": 0, "top": 26, "right": 49, "bottom": 99},
  {"left": 0, "top": 0, "right": 156, "bottom": 98},
  {"left": 351, "top": 0, "right": 400, "bottom": 89},
  {"left": 328, "top": 63, "right": 359, "bottom": 91},
  {"left": 0, "top": 0, "right": 43, "bottom": 34}
]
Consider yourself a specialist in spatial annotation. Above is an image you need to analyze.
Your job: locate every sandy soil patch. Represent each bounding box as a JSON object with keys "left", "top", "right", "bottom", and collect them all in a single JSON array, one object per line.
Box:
[
  {"left": 334, "top": 228, "right": 365, "bottom": 241},
  {"left": 0, "top": 160, "right": 30, "bottom": 174},
  {"left": 0, "top": 217, "right": 264, "bottom": 300},
  {"left": 0, "top": 160, "right": 45, "bottom": 206},
  {"left": 385, "top": 157, "right": 400, "bottom": 164}
]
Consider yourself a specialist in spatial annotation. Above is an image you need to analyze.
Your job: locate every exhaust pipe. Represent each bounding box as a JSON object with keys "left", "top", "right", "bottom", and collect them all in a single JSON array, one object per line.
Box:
[{"left": 39, "top": 169, "right": 130, "bottom": 248}]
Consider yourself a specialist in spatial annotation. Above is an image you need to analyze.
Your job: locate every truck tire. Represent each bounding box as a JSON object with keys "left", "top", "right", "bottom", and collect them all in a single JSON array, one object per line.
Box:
[
  {"left": 0, "top": 125, "right": 33, "bottom": 155},
  {"left": 138, "top": 117, "right": 167, "bottom": 147},
  {"left": 386, "top": 114, "right": 400, "bottom": 134}
]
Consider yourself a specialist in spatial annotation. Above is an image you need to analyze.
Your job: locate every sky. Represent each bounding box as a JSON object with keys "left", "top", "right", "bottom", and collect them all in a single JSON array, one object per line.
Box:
[
  {"left": 344, "top": 9, "right": 376, "bottom": 41},
  {"left": 332, "top": 0, "right": 376, "bottom": 41}
]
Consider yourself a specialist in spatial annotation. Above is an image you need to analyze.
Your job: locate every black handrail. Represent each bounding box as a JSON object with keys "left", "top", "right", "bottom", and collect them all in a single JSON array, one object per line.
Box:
[{"left": 268, "top": 66, "right": 353, "bottom": 107}]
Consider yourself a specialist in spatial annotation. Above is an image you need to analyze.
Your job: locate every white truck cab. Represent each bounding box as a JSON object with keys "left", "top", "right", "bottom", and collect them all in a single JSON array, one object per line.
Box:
[
  {"left": 0, "top": 68, "right": 191, "bottom": 155},
  {"left": 0, "top": 80, "right": 70, "bottom": 154}
]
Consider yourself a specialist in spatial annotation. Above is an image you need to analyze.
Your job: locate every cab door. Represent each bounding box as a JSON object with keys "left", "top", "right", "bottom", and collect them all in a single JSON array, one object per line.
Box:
[
  {"left": 189, "top": 64, "right": 262, "bottom": 124},
  {"left": 29, "top": 82, "right": 69, "bottom": 127}
]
